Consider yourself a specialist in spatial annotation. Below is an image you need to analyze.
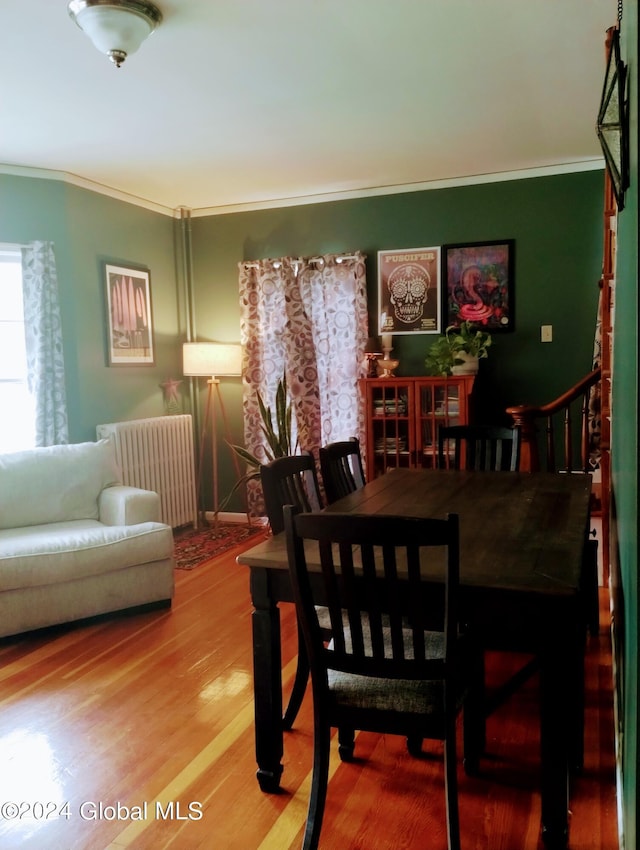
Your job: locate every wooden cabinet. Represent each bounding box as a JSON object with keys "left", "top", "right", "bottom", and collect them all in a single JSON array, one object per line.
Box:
[{"left": 359, "top": 376, "right": 475, "bottom": 479}]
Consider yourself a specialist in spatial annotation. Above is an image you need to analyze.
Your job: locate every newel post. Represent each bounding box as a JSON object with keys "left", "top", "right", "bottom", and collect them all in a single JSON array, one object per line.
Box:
[{"left": 506, "top": 405, "right": 539, "bottom": 473}]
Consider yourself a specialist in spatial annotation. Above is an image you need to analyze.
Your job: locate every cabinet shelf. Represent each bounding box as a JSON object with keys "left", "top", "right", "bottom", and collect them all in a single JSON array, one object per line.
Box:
[{"left": 372, "top": 414, "right": 410, "bottom": 420}]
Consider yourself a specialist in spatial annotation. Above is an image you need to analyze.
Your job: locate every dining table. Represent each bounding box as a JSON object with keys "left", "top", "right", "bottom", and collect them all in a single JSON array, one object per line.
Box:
[{"left": 236, "top": 468, "right": 592, "bottom": 849}]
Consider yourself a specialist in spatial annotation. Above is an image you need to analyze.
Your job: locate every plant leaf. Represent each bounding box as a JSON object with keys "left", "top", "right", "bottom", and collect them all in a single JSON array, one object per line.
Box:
[
  {"left": 260, "top": 422, "right": 281, "bottom": 458},
  {"left": 219, "top": 468, "right": 261, "bottom": 511},
  {"left": 227, "top": 443, "right": 261, "bottom": 470},
  {"left": 275, "top": 378, "right": 290, "bottom": 456},
  {"left": 257, "top": 392, "right": 274, "bottom": 436}
]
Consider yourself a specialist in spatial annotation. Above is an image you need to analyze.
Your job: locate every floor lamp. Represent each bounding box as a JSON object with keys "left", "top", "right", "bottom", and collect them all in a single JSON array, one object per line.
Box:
[{"left": 183, "top": 342, "right": 243, "bottom": 529}]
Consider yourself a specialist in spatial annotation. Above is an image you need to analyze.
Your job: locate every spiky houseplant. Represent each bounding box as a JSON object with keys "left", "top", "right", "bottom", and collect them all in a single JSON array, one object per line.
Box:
[{"left": 222, "top": 374, "right": 296, "bottom": 507}]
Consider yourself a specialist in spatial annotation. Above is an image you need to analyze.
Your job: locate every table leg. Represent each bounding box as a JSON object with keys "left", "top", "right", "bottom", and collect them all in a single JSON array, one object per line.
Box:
[{"left": 250, "top": 569, "right": 284, "bottom": 793}]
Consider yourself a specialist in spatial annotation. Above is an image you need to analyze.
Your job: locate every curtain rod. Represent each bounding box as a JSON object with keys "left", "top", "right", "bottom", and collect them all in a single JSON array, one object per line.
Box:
[
  {"left": 0, "top": 242, "right": 28, "bottom": 252},
  {"left": 308, "top": 253, "right": 359, "bottom": 264},
  {"left": 242, "top": 252, "right": 359, "bottom": 269}
]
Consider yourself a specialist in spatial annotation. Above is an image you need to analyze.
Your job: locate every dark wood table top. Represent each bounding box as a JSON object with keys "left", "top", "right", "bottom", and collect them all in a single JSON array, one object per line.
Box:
[{"left": 237, "top": 469, "right": 592, "bottom": 597}]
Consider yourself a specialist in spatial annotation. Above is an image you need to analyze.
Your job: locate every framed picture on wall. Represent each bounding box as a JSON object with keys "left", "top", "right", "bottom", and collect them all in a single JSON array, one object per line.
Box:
[
  {"left": 443, "top": 240, "right": 515, "bottom": 332},
  {"left": 378, "top": 246, "right": 441, "bottom": 335},
  {"left": 104, "top": 262, "right": 155, "bottom": 365}
]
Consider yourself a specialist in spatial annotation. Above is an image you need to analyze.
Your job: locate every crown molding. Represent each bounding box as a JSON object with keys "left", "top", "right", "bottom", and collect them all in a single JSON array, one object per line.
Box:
[
  {"left": 1, "top": 159, "right": 605, "bottom": 219},
  {"left": 190, "top": 160, "right": 605, "bottom": 217},
  {"left": 0, "top": 164, "right": 175, "bottom": 217}
]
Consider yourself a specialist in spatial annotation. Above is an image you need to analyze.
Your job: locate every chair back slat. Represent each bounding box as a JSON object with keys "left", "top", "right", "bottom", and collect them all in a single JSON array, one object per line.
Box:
[
  {"left": 319, "top": 538, "right": 349, "bottom": 655},
  {"left": 407, "top": 545, "right": 427, "bottom": 661},
  {"left": 378, "top": 542, "right": 402, "bottom": 659},
  {"left": 285, "top": 509, "right": 460, "bottom": 682}
]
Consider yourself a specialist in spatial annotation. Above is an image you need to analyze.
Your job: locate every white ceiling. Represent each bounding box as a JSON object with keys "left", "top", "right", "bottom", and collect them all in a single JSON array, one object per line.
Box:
[{"left": 0, "top": 0, "right": 616, "bottom": 215}]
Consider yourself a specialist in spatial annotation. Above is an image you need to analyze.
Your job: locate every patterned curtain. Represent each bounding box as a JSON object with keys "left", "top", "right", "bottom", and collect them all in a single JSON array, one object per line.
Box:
[
  {"left": 21, "top": 241, "right": 69, "bottom": 446},
  {"left": 239, "top": 251, "right": 368, "bottom": 513}
]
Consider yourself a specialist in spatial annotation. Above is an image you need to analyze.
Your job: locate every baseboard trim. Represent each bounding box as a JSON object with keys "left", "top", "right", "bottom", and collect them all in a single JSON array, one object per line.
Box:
[{"left": 204, "top": 511, "right": 267, "bottom": 526}]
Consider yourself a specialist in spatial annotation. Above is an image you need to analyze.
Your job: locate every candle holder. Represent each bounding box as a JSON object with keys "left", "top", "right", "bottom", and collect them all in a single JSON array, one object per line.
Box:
[
  {"left": 376, "top": 356, "right": 400, "bottom": 378},
  {"left": 378, "top": 333, "right": 398, "bottom": 377}
]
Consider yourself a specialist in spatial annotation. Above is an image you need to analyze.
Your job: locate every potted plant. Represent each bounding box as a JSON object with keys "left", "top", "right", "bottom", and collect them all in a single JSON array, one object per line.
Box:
[{"left": 424, "top": 321, "right": 492, "bottom": 376}]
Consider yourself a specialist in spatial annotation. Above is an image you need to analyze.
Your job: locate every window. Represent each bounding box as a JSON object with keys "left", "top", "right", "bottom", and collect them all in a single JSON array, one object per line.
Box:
[{"left": 0, "top": 248, "right": 35, "bottom": 453}]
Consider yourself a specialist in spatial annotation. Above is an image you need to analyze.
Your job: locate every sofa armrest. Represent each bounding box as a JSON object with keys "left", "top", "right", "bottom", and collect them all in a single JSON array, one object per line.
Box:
[{"left": 98, "top": 485, "right": 162, "bottom": 526}]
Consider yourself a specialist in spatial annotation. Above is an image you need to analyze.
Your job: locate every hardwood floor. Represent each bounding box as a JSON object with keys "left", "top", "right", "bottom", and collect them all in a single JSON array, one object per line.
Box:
[{"left": 0, "top": 536, "right": 619, "bottom": 850}]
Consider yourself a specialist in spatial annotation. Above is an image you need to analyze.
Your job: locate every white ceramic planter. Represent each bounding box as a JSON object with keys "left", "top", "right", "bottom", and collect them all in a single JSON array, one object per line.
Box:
[{"left": 451, "top": 353, "right": 479, "bottom": 375}]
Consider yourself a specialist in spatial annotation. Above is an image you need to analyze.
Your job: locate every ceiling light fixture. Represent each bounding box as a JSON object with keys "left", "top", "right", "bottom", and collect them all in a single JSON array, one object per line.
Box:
[{"left": 67, "top": 0, "right": 162, "bottom": 68}]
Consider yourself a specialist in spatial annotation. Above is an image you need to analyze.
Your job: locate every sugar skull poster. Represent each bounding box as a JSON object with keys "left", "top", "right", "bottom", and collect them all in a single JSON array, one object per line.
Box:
[{"left": 378, "top": 247, "right": 441, "bottom": 335}]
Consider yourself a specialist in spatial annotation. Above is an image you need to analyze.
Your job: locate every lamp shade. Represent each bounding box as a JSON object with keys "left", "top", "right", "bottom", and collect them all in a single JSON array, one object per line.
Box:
[
  {"left": 183, "top": 342, "right": 242, "bottom": 378},
  {"left": 364, "top": 336, "right": 382, "bottom": 355},
  {"left": 68, "top": 0, "right": 162, "bottom": 67}
]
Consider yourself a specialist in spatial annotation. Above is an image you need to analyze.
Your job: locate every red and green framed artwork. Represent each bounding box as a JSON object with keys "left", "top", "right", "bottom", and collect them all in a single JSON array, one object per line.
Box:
[{"left": 443, "top": 240, "right": 515, "bottom": 332}]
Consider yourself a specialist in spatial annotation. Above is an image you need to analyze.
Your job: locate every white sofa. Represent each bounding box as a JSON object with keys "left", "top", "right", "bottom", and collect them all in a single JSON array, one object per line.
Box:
[{"left": 0, "top": 440, "right": 175, "bottom": 639}]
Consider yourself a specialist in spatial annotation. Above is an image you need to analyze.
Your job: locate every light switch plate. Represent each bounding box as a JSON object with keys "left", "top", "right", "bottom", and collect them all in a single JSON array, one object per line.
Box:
[{"left": 541, "top": 325, "right": 553, "bottom": 343}]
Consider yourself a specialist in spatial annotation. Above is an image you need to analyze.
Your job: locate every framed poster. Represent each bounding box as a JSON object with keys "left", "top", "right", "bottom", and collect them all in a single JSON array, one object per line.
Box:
[
  {"left": 104, "top": 263, "right": 155, "bottom": 365},
  {"left": 443, "top": 240, "right": 514, "bottom": 332},
  {"left": 378, "top": 246, "right": 441, "bottom": 335}
]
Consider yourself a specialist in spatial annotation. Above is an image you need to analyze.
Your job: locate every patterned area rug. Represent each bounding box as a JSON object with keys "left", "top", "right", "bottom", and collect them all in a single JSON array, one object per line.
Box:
[{"left": 173, "top": 522, "right": 267, "bottom": 570}]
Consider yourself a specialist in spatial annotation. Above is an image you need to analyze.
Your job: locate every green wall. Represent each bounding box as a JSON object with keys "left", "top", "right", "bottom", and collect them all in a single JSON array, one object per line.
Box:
[
  {"left": 0, "top": 168, "right": 606, "bottom": 506},
  {"left": 612, "top": 5, "right": 639, "bottom": 848},
  {"left": 0, "top": 174, "right": 184, "bottom": 442},
  {"left": 192, "top": 170, "right": 604, "bottom": 505}
]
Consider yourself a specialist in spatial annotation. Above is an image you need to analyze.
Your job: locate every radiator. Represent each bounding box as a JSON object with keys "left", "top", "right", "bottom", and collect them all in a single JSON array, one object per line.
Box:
[{"left": 96, "top": 415, "right": 197, "bottom": 529}]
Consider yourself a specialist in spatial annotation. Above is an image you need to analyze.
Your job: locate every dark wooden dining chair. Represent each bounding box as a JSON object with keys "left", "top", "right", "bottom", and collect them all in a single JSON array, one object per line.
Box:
[
  {"left": 437, "top": 421, "right": 592, "bottom": 759},
  {"left": 260, "top": 452, "right": 322, "bottom": 535},
  {"left": 437, "top": 423, "right": 539, "bottom": 719},
  {"left": 319, "top": 437, "right": 365, "bottom": 504},
  {"left": 284, "top": 506, "right": 484, "bottom": 850},
  {"left": 438, "top": 422, "right": 595, "bottom": 633},
  {"left": 260, "top": 452, "right": 325, "bottom": 730},
  {"left": 438, "top": 424, "right": 521, "bottom": 471}
]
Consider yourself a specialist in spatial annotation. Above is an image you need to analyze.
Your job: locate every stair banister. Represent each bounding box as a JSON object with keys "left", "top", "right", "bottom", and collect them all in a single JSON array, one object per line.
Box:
[{"left": 506, "top": 368, "right": 601, "bottom": 473}]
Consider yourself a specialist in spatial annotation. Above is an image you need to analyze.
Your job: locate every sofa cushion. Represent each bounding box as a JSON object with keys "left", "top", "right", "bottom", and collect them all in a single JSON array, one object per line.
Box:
[
  {"left": 0, "top": 520, "right": 173, "bottom": 591},
  {"left": 0, "top": 441, "right": 120, "bottom": 530}
]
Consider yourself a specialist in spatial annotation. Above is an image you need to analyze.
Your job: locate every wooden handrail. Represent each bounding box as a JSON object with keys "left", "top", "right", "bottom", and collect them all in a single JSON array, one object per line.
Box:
[{"left": 506, "top": 368, "right": 601, "bottom": 472}]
